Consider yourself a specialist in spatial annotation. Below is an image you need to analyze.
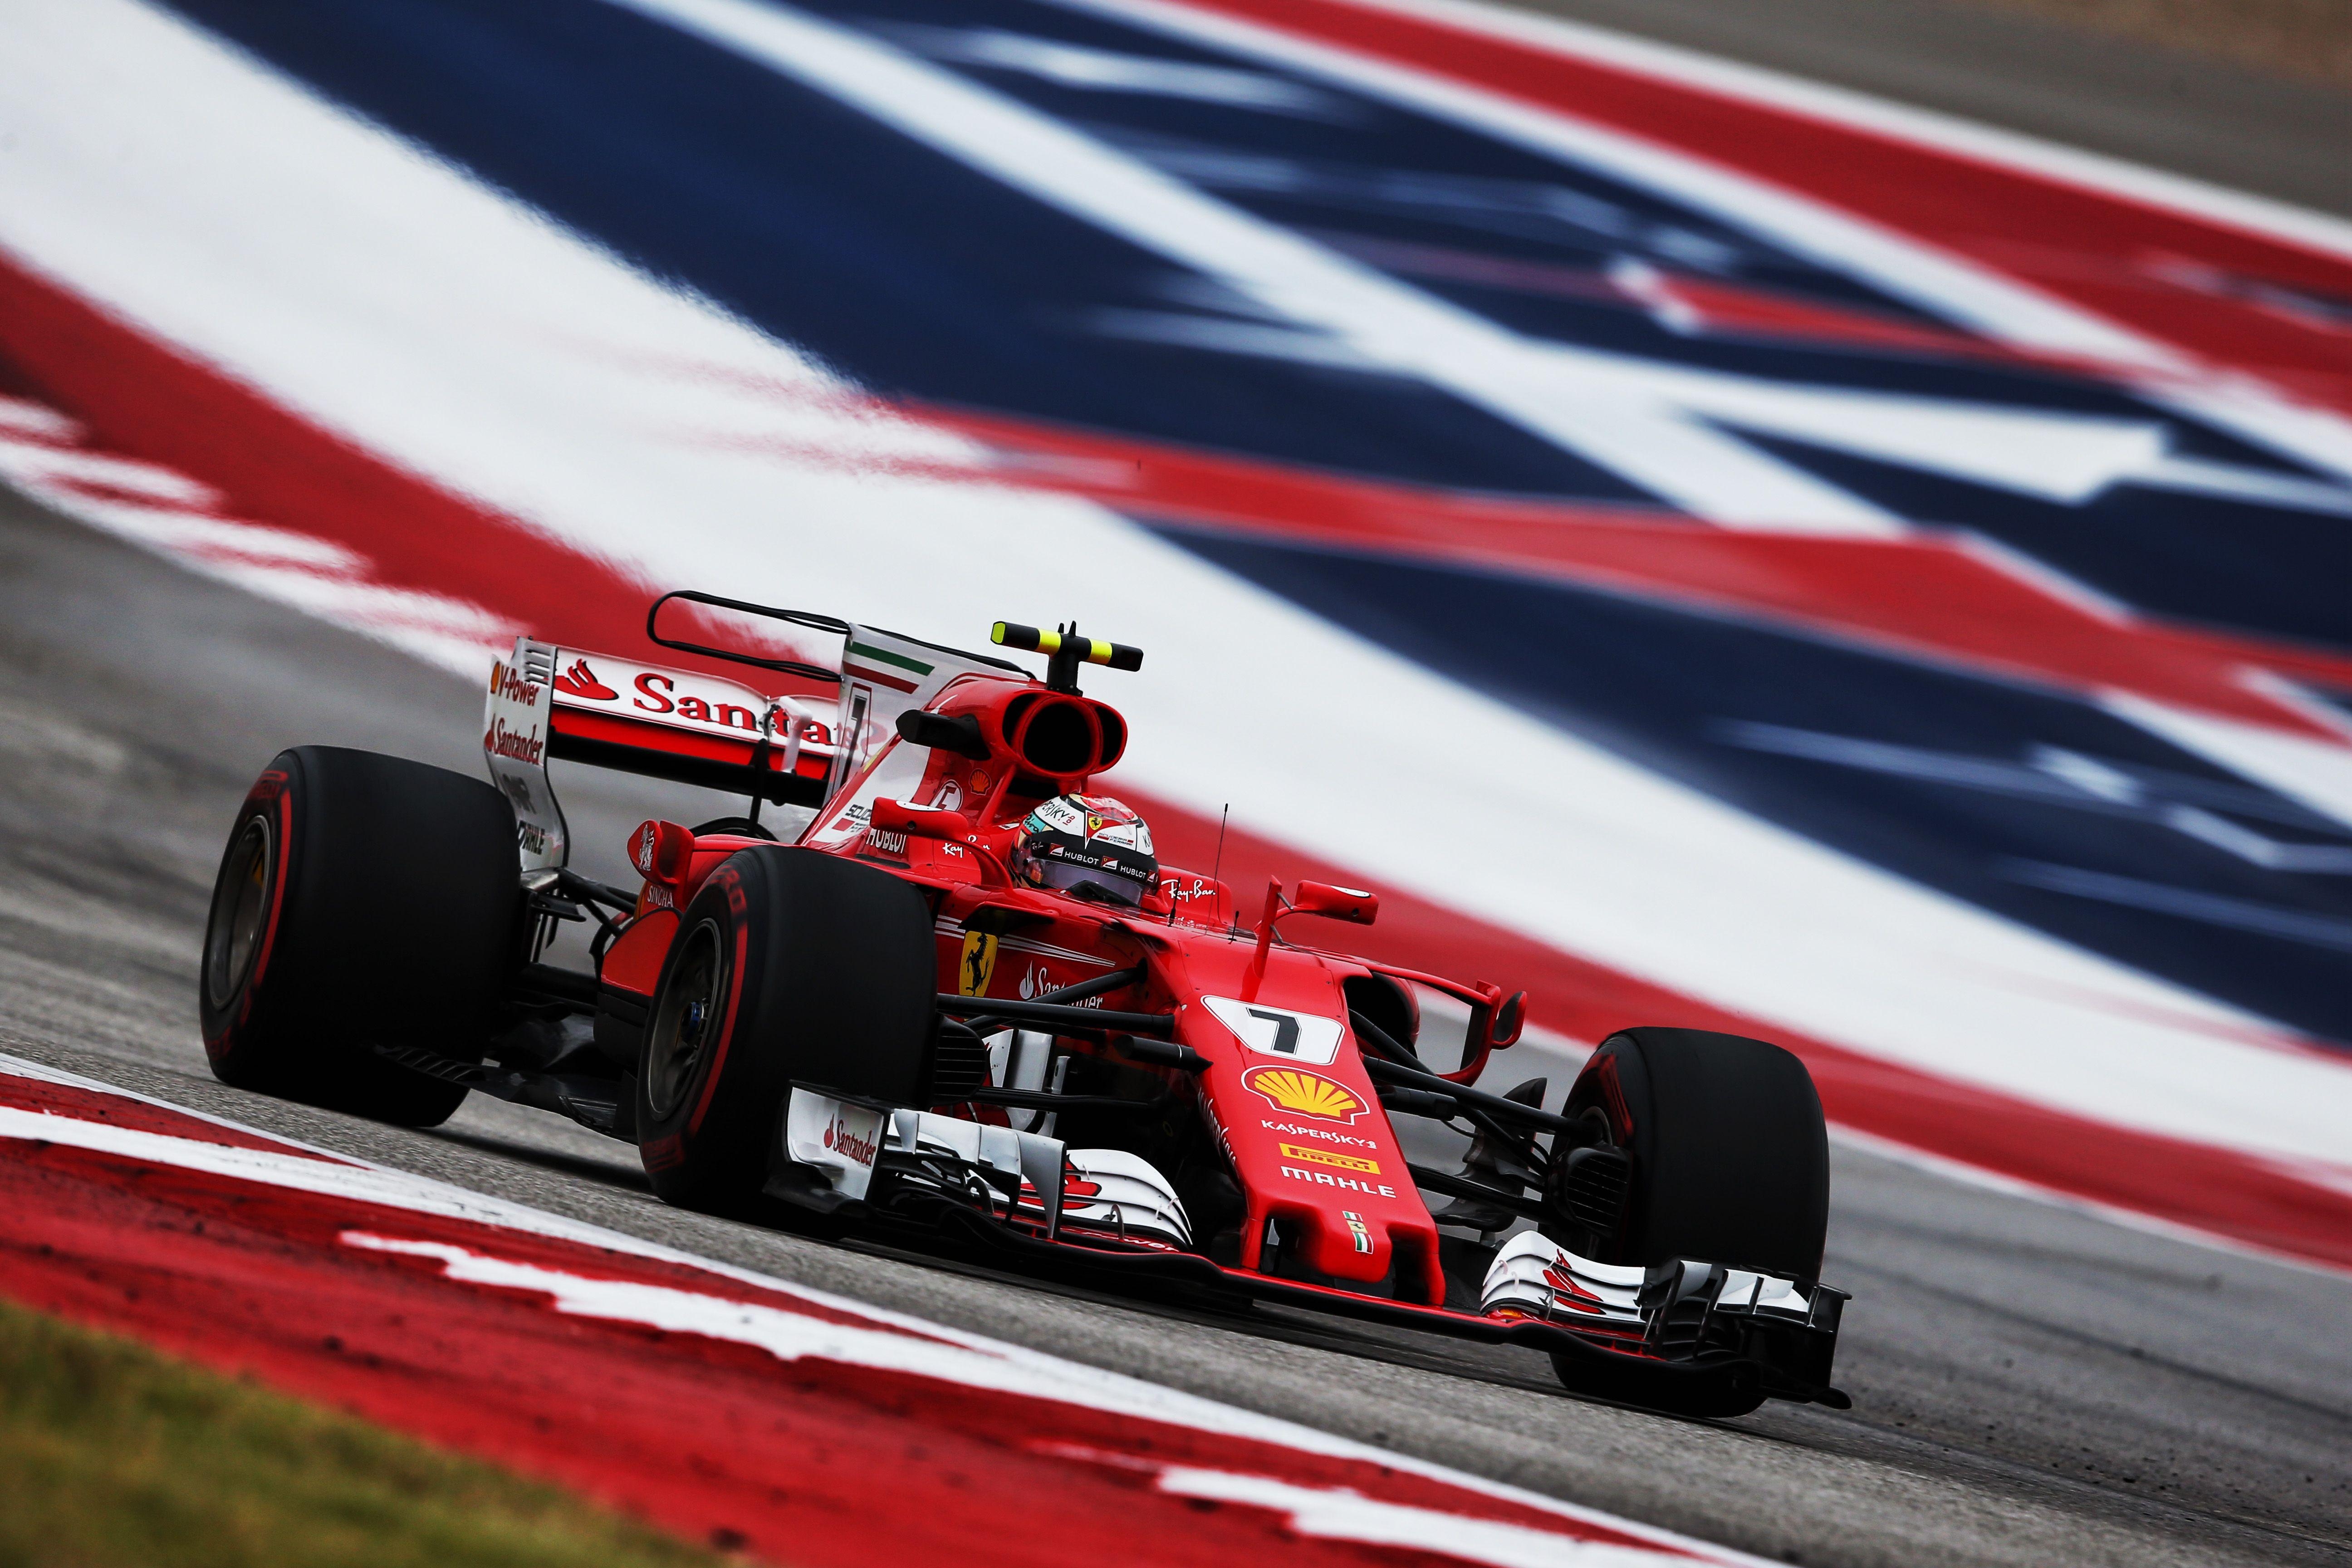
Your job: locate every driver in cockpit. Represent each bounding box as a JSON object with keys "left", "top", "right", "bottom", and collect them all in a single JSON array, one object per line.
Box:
[{"left": 1009, "top": 794, "right": 1156, "bottom": 907}]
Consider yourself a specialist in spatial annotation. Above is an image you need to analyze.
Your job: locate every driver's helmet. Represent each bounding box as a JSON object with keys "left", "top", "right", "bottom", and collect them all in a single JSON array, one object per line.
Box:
[{"left": 1013, "top": 794, "right": 1157, "bottom": 907}]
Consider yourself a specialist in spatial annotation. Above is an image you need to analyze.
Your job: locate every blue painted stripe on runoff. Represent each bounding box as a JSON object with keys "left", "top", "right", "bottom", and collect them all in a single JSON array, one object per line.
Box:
[
  {"left": 1730, "top": 436, "right": 2352, "bottom": 654},
  {"left": 150, "top": 0, "right": 2352, "bottom": 1041},
  {"left": 159, "top": 0, "right": 2352, "bottom": 646},
  {"left": 149, "top": 0, "right": 1639, "bottom": 499},
  {"left": 1161, "top": 524, "right": 2352, "bottom": 1048}
]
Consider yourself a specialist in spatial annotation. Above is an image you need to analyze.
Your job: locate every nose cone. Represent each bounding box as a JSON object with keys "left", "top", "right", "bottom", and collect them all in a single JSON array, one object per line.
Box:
[{"left": 1166, "top": 938, "right": 1444, "bottom": 1301}]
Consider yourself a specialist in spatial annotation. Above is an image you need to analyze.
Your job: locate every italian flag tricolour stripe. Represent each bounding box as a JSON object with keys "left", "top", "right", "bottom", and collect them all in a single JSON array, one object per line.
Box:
[{"left": 843, "top": 638, "right": 931, "bottom": 694}]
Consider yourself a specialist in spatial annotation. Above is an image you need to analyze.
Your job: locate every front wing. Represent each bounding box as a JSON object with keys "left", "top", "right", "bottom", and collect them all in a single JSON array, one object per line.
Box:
[{"left": 770, "top": 1088, "right": 1849, "bottom": 1412}]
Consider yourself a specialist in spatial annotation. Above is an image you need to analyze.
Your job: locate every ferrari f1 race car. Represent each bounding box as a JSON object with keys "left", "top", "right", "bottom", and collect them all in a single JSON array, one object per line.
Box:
[{"left": 200, "top": 593, "right": 1849, "bottom": 1416}]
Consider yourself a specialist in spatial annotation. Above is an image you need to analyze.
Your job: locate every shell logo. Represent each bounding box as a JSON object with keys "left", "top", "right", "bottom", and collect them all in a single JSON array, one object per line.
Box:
[{"left": 1243, "top": 1066, "right": 1367, "bottom": 1124}]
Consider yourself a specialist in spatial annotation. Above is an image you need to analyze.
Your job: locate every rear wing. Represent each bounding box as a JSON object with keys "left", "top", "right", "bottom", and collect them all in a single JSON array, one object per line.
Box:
[
  {"left": 482, "top": 607, "right": 1024, "bottom": 871},
  {"left": 484, "top": 636, "right": 839, "bottom": 871}
]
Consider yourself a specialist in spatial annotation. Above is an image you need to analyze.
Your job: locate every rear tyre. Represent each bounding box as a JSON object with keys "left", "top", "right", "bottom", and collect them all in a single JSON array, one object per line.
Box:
[
  {"left": 200, "top": 746, "right": 521, "bottom": 1126},
  {"left": 633, "top": 847, "right": 936, "bottom": 1212},
  {"left": 1547, "top": 1028, "right": 1828, "bottom": 1416}
]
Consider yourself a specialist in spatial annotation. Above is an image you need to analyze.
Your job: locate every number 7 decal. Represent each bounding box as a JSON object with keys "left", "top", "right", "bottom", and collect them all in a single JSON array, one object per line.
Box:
[
  {"left": 1245, "top": 1007, "right": 1301, "bottom": 1056},
  {"left": 1203, "top": 997, "right": 1343, "bottom": 1065}
]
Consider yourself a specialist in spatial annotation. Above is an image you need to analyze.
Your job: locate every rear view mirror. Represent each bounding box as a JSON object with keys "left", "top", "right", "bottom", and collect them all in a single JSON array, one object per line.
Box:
[
  {"left": 870, "top": 799, "right": 973, "bottom": 839},
  {"left": 1487, "top": 990, "right": 1527, "bottom": 1049},
  {"left": 896, "top": 708, "right": 990, "bottom": 761},
  {"left": 1289, "top": 880, "right": 1378, "bottom": 926},
  {"left": 629, "top": 819, "right": 694, "bottom": 884}
]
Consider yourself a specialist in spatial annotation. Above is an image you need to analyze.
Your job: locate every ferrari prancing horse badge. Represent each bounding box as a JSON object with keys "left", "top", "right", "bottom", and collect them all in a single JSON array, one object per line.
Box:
[{"left": 958, "top": 931, "right": 999, "bottom": 997}]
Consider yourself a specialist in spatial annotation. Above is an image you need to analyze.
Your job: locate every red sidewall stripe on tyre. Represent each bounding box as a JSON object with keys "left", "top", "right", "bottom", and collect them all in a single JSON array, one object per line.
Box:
[
  {"left": 689, "top": 882, "right": 754, "bottom": 1138},
  {"left": 248, "top": 779, "right": 294, "bottom": 1029}
]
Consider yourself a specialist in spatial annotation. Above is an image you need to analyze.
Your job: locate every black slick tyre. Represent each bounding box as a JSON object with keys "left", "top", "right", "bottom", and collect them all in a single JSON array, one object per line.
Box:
[
  {"left": 633, "top": 847, "right": 936, "bottom": 1212},
  {"left": 1547, "top": 1027, "right": 1829, "bottom": 1416},
  {"left": 200, "top": 746, "right": 521, "bottom": 1126},
  {"left": 1554, "top": 1027, "right": 1828, "bottom": 1276}
]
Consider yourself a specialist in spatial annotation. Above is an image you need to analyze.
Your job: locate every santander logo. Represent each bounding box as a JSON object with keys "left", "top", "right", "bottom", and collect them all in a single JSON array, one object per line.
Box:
[
  {"left": 1543, "top": 1262, "right": 1607, "bottom": 1314},
  {"left": 553, "top": 657, "right": 617, "bottom": 700},
  {"left": 544, "top": 648, "right": 836, "bottom": 751},
  {"left": 1018, "top": 965, "right": 1103, "bottom": 1004},
  {"left": 483, "top": 716, "right": 544, "bottom": 765},
  {"left": 821, "top": 1115, "right": 880, "bottom": 1169}
]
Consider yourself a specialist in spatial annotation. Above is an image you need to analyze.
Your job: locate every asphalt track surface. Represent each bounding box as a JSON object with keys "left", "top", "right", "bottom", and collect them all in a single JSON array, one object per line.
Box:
[{"left": 6, "top": 475, "right": 2351, "bottom": 1568}]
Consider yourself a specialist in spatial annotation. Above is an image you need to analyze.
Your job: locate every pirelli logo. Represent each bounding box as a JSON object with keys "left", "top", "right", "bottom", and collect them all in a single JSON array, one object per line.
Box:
[{"left": 1280, "top": 1143, "right": 1380, "bottom": 1174}]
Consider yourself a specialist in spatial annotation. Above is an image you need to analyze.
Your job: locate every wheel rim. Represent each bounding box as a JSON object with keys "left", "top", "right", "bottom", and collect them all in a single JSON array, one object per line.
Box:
[
  {"left": 645, "top": 920, "right": 728, "bottom": 1121},
  {"left": 203, "top": 816, "right": 274, "bottom": 1012},
  {"left": 1550, "top": 1106, "right": 1628, "bottom": 1260}
]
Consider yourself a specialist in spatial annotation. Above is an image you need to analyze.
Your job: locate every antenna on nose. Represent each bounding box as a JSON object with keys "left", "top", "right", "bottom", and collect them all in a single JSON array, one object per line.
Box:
[{"left": 991, "top": 622, "right": 1143, "bottom": 694}]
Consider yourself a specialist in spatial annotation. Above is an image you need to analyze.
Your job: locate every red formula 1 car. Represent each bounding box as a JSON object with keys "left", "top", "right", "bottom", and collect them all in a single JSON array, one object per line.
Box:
[{"left": 200, "top": 593, "right": 1848, "bottom": 1416}]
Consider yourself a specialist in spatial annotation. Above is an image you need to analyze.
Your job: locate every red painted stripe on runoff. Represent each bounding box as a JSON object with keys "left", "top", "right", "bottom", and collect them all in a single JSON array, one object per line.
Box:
[
  {"left": 0, "top": 1073, "right": 353, "bottom": 1165},
  {"left": 1180, "top": 0, "right": 2352, "bottom": 410},
  {"left": 0, "top": 1063, "right": 1733, "bottom": 1567},
  {"left": 1, "top": 246, "right": 2347, "bottom": 1272},
  {"left": 0, "top": 251, "right": 820, "bottom": 698},
  {"left": 10, "top": 237, "right": 2350, "bottom": 746},
  {"left": 914, "top": 403, "right": 2352, "bottom": 737},
  {"left": 0, "top": 253, "right": 642, "bottom": 648}
]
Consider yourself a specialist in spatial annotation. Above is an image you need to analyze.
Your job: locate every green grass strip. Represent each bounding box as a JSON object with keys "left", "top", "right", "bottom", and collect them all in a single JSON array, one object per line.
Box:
[{"left": 0, "top": 1296, "right": 742, "bottom": 1568}]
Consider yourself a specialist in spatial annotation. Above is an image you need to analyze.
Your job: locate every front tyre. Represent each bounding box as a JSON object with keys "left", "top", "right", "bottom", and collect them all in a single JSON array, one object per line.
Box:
[
  {"left": 1547, "top": 1028, "right": 1829, "bottom": 1416},
  {"left": 1553, "top": 1027, "right": 1828, "bottom": 1278},
  {"left": 633, "top": 847, "right": 935, "bottom": 1212},
  {"left": 200, "top": 746, "right": 520, "bottom": 1126}
]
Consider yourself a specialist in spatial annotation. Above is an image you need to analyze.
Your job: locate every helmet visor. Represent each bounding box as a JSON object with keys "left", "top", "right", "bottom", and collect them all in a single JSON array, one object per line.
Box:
[{"left": 1030, "top": 856, "right": 1147, "bottom": 907}]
